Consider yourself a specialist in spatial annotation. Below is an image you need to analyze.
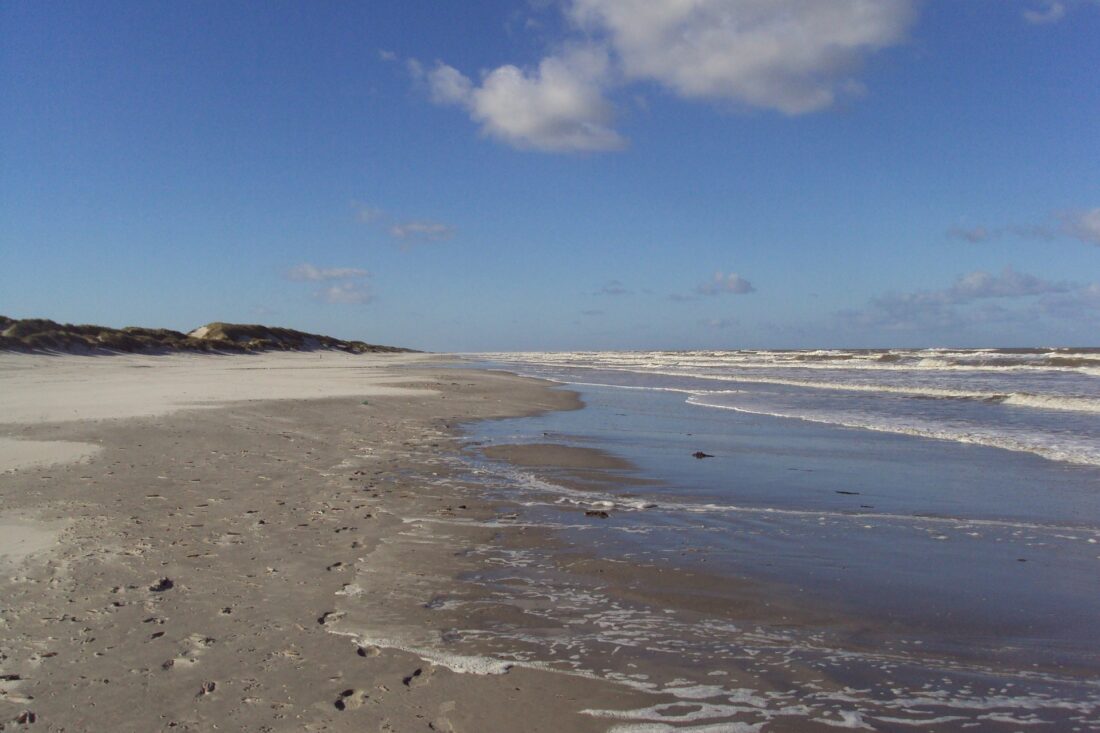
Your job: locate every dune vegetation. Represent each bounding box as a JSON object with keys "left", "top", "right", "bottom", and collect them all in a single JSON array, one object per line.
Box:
[{"left": 0, "top": 316, "right": 413, "bottom": 354}]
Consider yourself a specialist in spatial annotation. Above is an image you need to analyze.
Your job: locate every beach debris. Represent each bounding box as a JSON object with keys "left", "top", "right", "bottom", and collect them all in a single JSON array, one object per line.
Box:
[
  {"left": 148, "top": 577, "right": 174, "bottom": 592},
  {"left": 357, "top": 645, "right": 381, "bottom": 658},
  {"left": 15, "top": 710, "right": 37, "bottom": 725},
  {"left": 692, "top": 451, "right": 714, "bottom": 459},
  {"left": 585, "top": 510, "right": 611, "bottom": 519},
  {"left": 197, "top": 681, "right": 216, "bottom": 697}
]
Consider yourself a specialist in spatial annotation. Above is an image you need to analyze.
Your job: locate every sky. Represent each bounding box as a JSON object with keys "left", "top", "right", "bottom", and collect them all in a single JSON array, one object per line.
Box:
[{"left": 2, "top": 0, "right": 1098, "bottom": 351}]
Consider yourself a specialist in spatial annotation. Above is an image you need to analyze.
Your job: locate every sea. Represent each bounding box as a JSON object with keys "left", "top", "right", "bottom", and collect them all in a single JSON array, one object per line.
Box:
[{"left": 352, "top": 348, "right": 1100, "bottom": 731}]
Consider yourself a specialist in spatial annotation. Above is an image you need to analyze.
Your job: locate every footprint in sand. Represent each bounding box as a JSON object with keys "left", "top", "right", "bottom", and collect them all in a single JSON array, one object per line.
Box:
[
  {"left": 163, "top": 633, "right": 216, "bottom": 669},
  {"left": 430, "top": 701, "right": 457, "bottom": 732},
  {"left": 333, "top": 688, "right": 369, "bottom": 711},
  {"left": 403, "top": 665, "right": 434, "bottom": 688},
  {"left": 317, "top": 610, "right": 345, "bottom": 626},
  {"left": 0, "top": 676, "right": 33, "bottom": 706}
]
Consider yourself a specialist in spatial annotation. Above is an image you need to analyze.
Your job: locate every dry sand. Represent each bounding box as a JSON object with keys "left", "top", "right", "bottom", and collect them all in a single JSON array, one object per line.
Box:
[{"left": 0, "top": 352, "right": 653, "bottom": 731}]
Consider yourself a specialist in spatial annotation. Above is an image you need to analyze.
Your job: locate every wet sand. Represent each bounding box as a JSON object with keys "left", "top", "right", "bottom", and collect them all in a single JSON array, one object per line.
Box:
[
  {"left": 7, "top": 353, "right": 1095, "bottom": 731},
  {"left": 0, "top": 353, "right": 658, "bottom": 731}
]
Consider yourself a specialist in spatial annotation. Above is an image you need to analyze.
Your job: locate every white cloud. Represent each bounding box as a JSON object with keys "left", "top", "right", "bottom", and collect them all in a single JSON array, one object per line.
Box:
[
  {"left": 427, "top": 64, "right": 474, "bottom": 105},
  {"left": 425, "top": 46, "right": 625, "bottom": 152},
  {"left": 287, "top": 263, "right": 369, "bottom": 282},
  {"left": 378, "top": 49, "right": 398, "bottom": 62},
  {"left": 569, "top": 0, "right": 915, "bottom": 114},
  {"left": 317, "top": 282, "right": 373, "bottom": 305},
  {"left": 700, "top": 317, "right": 739, "bottom": 329},
  {"left": 696, "top": 271, "right": 756, "bottom": 295},
  {"left": 1023, "top": 1, "right": 1067, "bottom": 23},
  {"left": 1061, "top": 208, "right": 1100, "bottom": 245},
  {"left": 417, "top": 1, "right": 915, "bottom": 152},
  {"left": 389, "top": 220, "right": 456, "bottom": 242}
]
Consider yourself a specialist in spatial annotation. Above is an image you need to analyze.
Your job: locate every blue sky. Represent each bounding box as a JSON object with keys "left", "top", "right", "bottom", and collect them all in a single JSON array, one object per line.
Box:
[{"left": 2, "top": 0, "right": 1098, "bottom": 351}]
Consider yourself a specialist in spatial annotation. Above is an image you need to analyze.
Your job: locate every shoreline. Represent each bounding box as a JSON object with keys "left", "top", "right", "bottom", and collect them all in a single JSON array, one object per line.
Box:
[
  {"left": 0, "top": 354, "right": 659, "bottom": 732},
  {"left": 444, "top": 375, "right": 1100, "bottom": 730},
  {"left": 4, "top": 352, "right": 1097, "bottom": 731}
]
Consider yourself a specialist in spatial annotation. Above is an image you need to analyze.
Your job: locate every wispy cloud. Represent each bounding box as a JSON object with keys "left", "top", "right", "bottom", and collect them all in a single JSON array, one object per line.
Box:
[
  {"left": 414, "top": 0, "right": 915, "bottom": 152},
  {"left": 844, "top": 267, "right": 1077, "bottom": 332},
  {"left": 700, "top": 317, "right": 739, "bottom": 329},
  {"left": 1023, "top": 1, "right": 1067, "bottom": 23},
  {"left": 1040, "top": 283, "right": 1100, "bottom": 321},
  {"left": 696, "top": 271, "right": 756, "bottom": 296},
  {"left": 947, "top": 267, "right": 1070, "bottom": 301},
  {"left": 593, "top": 279, "right": 631, "bottom": 296},
  {"left": 286, "top": 263, "right": 369, "bottom": 282},
  {"left": 948, "top": 206, "right": 1100, "bottom": 246},
  {"left": 354, "top": 202, "right": 386, "bottom": 223},
  {"left": 1022, "top": 0, "right": 1100, "bottom": 24},
  {"left": 947, "top": 225, "right": 994, "bottom": 243},
  {"left": 1061, "top": 208, "right": 1100, "bottom": 245},
  {"left": 316, "top": 282, "right": 373, "bottom": 305},
  {"left": 286, "top": 262, "right": 373, "bottom": 305},
  {"left": 388, "top": 220, "right": 456, "bottom": 242},
  {"left": 668, "top": 271, "right": 755, "bottom": 302},
  {"left": 353, "top": 202, "right": 457, "bottom": 247}
]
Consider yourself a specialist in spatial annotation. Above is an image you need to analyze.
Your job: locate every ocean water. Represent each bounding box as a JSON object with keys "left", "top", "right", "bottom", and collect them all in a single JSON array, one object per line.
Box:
[
  {"left": 476, "top": 348, "right": 1100, "bottom": 467},
  {"left": 351, "top": 349, "right": 1100, "bottom": 730}
]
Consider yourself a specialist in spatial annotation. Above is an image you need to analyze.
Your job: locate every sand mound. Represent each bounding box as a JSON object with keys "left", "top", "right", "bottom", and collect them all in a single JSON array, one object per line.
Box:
[{"left": 0, "top": 317, "right": 414, "bottom": 355}]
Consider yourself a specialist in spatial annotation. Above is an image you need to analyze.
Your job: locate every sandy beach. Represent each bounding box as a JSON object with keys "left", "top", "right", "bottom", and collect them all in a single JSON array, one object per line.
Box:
[
  {"left": 0, "top": 353, "right": 656, "bottom": 732},
  {"left": 4, "top": 351, "right": 1098, "bottom": 732}
]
